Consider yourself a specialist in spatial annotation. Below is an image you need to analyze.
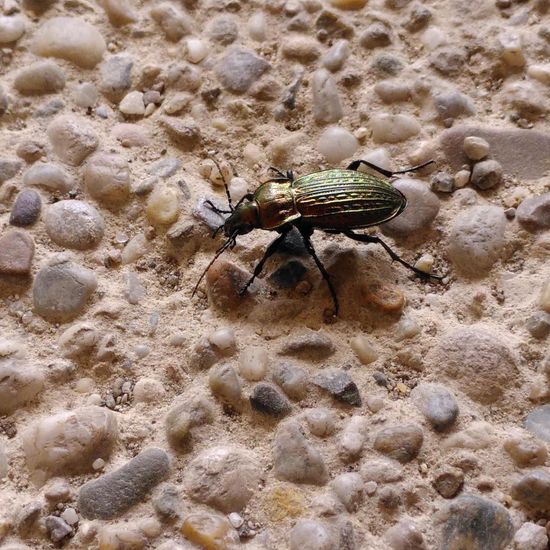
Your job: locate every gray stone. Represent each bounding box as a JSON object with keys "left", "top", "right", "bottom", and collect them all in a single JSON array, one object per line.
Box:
[
  {"left": 360, "top": 22, "right": 391, "bottom": 49},
  {"left": 380, "top": 178, "right": 440, "bottom": 238},
  {"left": 431, "top": 172, "right": 455, "bottom": 193},
  {"left": 525, "top": 405, "right": 550, "bottom": 442},
  {"left": 208, "top": 15, "right": 238, "bottom": 45},
  {"left": 331, "top": 473, "right": 364, "bottom": 512},
  {"left": 185, "top": 446, "right": 261, "bottom": 512},
  {"left": 47, "top": 115, "right": 98, "bottom": 166},
  {"left": 273, "top": 420, "right": 328, "bottom": 485},
  {"left": 33, "top": 259, "right": 97, "bottom": 322},
  {"left": 215, "top": 48, "right": 270, "bottom": 94},
  {"left": 99, "top": 55, "right": 133, "bottom": 101},
  {"left": 84, "top": 152, "right": 130, "bottom": 206},
  {"left": 516, "top": 193, "right": 550, "bottom": 232},
  {"left": 526, "top": 312, "right": 550, "bottom": 339},
  {"left": 10, "top": 189, "right": 41, "bottom": 227},
  {"left": 148, "top": 157, "right": 181, "bottom": 179},
  {"left": 471, "top": 160, "right": 503, "bottom": 190},
  {"left": 373, "top": 424, "right": 423, "bottom": 463},
  {"left": 44, "top": 200, "right": 105, "bottom": 250},
  {"left": 411, "top": 383, "right": 458, "bottom": 431},
  {"left": 404, "top": 5, "right": 432, "bottom": 32},
  {"left": 433, "top": 467, "right": 464, "bottom": 498},
  {"left": 272, "top": 362, "right": 309, "bottom": 400},
  {"left": 430, "top": 47, "right": 466, "bottom": 75},
  {"left": 441, "top": 496, "right": 513, "bottom": 550},
  {"left": 153, "top": 483, "right": 180, "bottom": 518},
  {"left": 250, "top": 383, "right": 292, "bottom": 418},
  {"left": 45, "top": 516, "right": 72, "bottom": 543},
  {"left": 0, "top": 159, "right": 21, "bottom": 183},
  {"left": 161, "top": 117, "right": 201, "bottom": 151},
  {"left": 78, "top": 448, "right": 170, "bottom": 519},
  {"left": 313, "top": 370, "right": 361, "bottom": 406},
  {"left": 440, "top": 126, "right": 550, "bottom": 180},
  {"left": 278, "top": 329, "right": 335, "bottom": 359},
  {"left": 434, "top": 91, "right": 475, "bottom": 124},
  {"left": 33, "top": 98, "right": 65, "bottom": 118},
  {"left": 447, "top": 205, "right": 506, "bottom": 276},
  {"left": 14, "top": 61, "right": 65, "bottom": 95},
  {"left": 513, "top": 522, "right": 548, "bottom": 550},
  {"left": 322, "top": 39, "right": 350, "bottom": 72},
  {"left": 23, "top": 162, "right": 73, "bottom": 192},
  {"left": 511, "top": 470, "right": 550, "bottom": 511},
  {"left": 290, "top": 520, "right": 335, "bottom": 550},
  {"left": 385, "top": 519, "right": 426, "bottom": 550},
  {"left": 0, "top": 357, "right": 44, "bottom": 415},
  {"left": 430, "top": 327, "right": 518, "bottom": 405},
  {"left": 312, "top": 68, "right": 343, "bottom": 124},
  {"left": 150, "top": 3, "right": 192, "bottom": 41}
]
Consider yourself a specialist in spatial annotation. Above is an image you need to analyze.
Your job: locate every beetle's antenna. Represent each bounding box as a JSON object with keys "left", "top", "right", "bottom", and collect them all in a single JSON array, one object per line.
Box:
[
  {"left": 390, "top": 159, "right": 434, "bottom": 175},
  {"left": 209, "top": 157, "right": 234, "bottom": 212},
  {"left": 191, "top": 232, "right": 238, "bottom": 298}
]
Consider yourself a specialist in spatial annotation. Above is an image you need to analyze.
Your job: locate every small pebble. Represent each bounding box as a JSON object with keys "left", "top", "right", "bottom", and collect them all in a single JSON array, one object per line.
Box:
[
  {"left": 404, "top": 5, "right": 432, "bottom": 32},
  {"left": 434, "top": 91, "right": 475, "bottom": 125},
  {"left": 513, "top": 522, "right": 548, "bottom": 550},
  {"left": 248, "top": 12, "right": 267, "bottom": 41},
  {"left": 78, "top": 448, "right": 169, "bottom": 519},
  {"left": 161, "top": 117, "right": 201, "bottom": 151},
  {"left": 313, "top": 370, "right": 361, "bottom": 406},
  {"left": 350, "top": 335, "right": 378, "bottom": 365},
  {"left": 150, "top": 3, "right": 192, "bottom": 41},
  {"left": 99, "top": 55, "right": 133, "bottom": 101},
  {"left": 411, "top": 383, "right": 459, "bottom": 431},
  {"left": 322, "top": 39, "right": 350, "bottom": 72},
  {"left": 23, "top": 162, "right": 73, "bottom": 192},
  {"left": 373, "top": 424, "right": 423, "bottom": 463},
  {"left": 45, "top": 516, "right": 72, "bottom": 543},
  {"left": 289, "top": 519, "right": 335, "bottom": 550},
  {"left": 185, "top": 37, "right": 208, "bottom": 64},
  {"left": 339, "top": 416, "right": 368, "bottom": 462},
  {"left": 215, "top": 48, "right": 270, "bottom": 94},
  {"left": 431, "top": 172, "right": 454, "bottom": 193},
  {"left": 385, "top": 520, "right": 425, "bottom": 550},
  {"left": 250, "top": 383, "right": 292, "bottom": 418},
  {"left": 464, "top": 136, "right": 490, "bottom": 161},
  {"left": 526, "top": 312, "right": 550, "bottom": 339},
  {"left": 433, "top": 466, "right": 464, "bottom": 498},
  {"left": 273, "top": 420, "right": 328, "bottom": 485},
  {"left": 181, "top": 512, "right": 239, "bottom": 549},
  {"left": 374, "top": 79, "right": 411, "bottom": 103},
  {"left": 44, "top": 200, "right": 104, "bottom": 250},
  {"left": 498, "top": 31, "right": 526, "bottom": 67},
  {"left": 206, "top": 259, "right": 250, "bottom": 311},
  {"left": 305, "top": 408, "right": 336, "bottom": 437},
  {"left": 0, "top": 356, "right": 44, "bottom": 415},
  {"left": 16, "top": 140, "right": 45, "bottom": 163},
  {"left": 470, "top": 159, "right": 503, "bottom": 190},
  {"left": 511, "top": 470, "right": 550, "bottom": 511},
  {"left": 312, "top": 68, "right": 343, "bottom": 124},
  {"left": 0, "top": 230, "right": 34, "bottom": 276},
  {"left": 272, "top": 362, "right": 309, "bottom": 400},
  {"left": 14, "top": 61, "right": 65, "bottom": 95},
  {"left": 0, "top": 159, "right": 22, "bottom": 183},
  {"left": 239, "top": 347, "right": 268, "bottom": 381},
  {"left": 504, "top": 434, "right": 547, "bottom": 467},
  {"left": 0, "top": 15, "right": 25, "bottom": 43},
  {"left": 454, "top": 169, "right": 470, "bottom": 188},
  {"left": 119, "top": 91, "right": 145, "bottom": 116},
  {"left": 84, "top": 152, "right": 130, "bottom": 206},
  {"left": 100, "top": 0, "right": 137, "bottom": 26},
  {"left": 32, "top": 17, "right": 106, "bottom": 69},
  {"left": 370, "top": 113, "right": 421, "bottom": 143},
  {"left": 516, "top": 193, "right": 550, "bottom": 232},
  {"left": 185, "top": 446, "right": 261, "bottom": 512},
  {"left": 360, "top": 22, "right": 392, "bottom": 49},
  {"left": 278, "top": 329, "right": 335, "bottom": 359},
  {"left": 282, "top": 35, "right": 321, "bottom": 62},
  {"left": 72, "top": 82, "right": 98, "bottom": 109},
  {"left": 209, "top": 364, "right": 242, "bottom": 407},
  {"left": 9, "top": 189, "right": 41, "bottom": 227},
  {"left": 208, "top": 15, "right": 238, "bottom": 45},
  {"left": 430, "top": 46, "right": 466, "bottom": 75},
  {"left": 331, "top": 473, "right": 364, "bottom": 512},
  {"left": 316, "top": 126, "right": 358, "bottom": 163},
  {"left": 47, "top": 115, "right": 98, "bottom": 166},
  {"left": 33, "top": 258, "right": 97, "bottom": 322}
]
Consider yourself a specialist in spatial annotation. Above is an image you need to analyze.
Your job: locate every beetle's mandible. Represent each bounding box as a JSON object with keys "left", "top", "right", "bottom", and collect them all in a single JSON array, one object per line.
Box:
[{"left": 193, "top": 158, "right": 443, "bottom": 316}]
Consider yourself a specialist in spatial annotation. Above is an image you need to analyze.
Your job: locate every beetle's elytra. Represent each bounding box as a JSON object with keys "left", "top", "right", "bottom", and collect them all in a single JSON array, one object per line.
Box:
[{"left": 194, "top": 158, "right": 442, "bottom": 316}]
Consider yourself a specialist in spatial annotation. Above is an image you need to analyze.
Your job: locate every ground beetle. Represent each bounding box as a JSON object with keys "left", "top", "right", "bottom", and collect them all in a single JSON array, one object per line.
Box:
[{"left": 193, "top": 158, "right": 442, "bottom": 315}]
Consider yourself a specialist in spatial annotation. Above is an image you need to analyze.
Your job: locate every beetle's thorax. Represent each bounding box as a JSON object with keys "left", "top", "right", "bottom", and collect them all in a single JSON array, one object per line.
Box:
[{"left": 254, "top": 181, "right": 300, "bottom": 230}]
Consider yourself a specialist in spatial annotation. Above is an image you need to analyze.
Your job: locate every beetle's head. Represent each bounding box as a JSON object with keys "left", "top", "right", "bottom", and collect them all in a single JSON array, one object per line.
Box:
[{"left": 224, "top": 200, "right": 260, "bottom": 237}]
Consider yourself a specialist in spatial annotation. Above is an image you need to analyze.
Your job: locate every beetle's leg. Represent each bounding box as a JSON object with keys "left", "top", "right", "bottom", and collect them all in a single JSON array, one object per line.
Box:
[
  {"left": 232, "top": 193, "right": 255, "bottom": 210},
  {"left": 286, "top": 169, "right": 295, "bottom": 182},
  {"left": 298, "top": 229, "right": 339, "bottom": 316},
  {"left": 239, "top": 230, "right": 290, "bottom": 296},
  {"left": 268, "top": 166, "right": 288, "bottom": 179},
  {"left": 343, "top": 231, "right": 443, "bottom": 281},
  {"left": 346, "top": 159, "right": 434, "bottom": 178},
  {"left": 204, "top": 200, "right": 232, "bottom": 215}
]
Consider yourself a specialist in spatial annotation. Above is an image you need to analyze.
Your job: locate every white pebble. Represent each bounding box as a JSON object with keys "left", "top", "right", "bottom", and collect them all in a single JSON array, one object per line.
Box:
[
  {"left": 463, "top": 136, "right": 490, "bottom": 161},
  {"left": 316, "top": 126, "right": 358, "bottom": 163},
  {"left": 61, "top": 507, "right": 79, "bottom": 526},
  {"left": 0, "top": 15, "right": 25, "bottom": 43},
  {"left": 350, "top": 335, "right": 378, "bottom": 365},
  {"left": 366, "top": 394, "right": 384, "bottom": 413},
  {"left": 119, "top": 91, "right": 145, "bottom": 116},
  {"left": 92, "top": 458, "right": 105, "bottom": 470},
  {"left": 238, "top": 346, "right": 268, "bottom": 381},
  {"left": 248, "top": 12, "right": 267, "bottom": 42},
  {"left": 414, "top": 253, "right": 434, "bottom": 273},
  {"left": 185, "top": 38, "right": 208, "bottom": 64},
  {"left": 72, "top": 83, "right": 98, "bottom": 109},
  {"left": 454, "top": 169, "right": 470, "bottom": 188},
  {"left": 228, "top": 512, "right": 244, "bottom": 529},
  {"left": 420, "top": 26, "right": 447, "bottom": 50},
  {"left": 32, "top": 17, "right": 106, "bottom": 69},
  {"left": 498, "top": 31, "right": 525, "bottom": 68},
  {"left": 121, "top": 233, "right": 152, "bottom": 264},
  {"left": 208, "top": 328, "right": 236, "bottom": 355},
  {"left": 370, "top": 113, "right": 421, "bottom": 143},
  {"left": 133, "top": 378, "right": 165, "bottom": 403},
  {"left": 75, "top": 378, "right": 95, "bottom": 393},
  {"left": 513, "top": 522, "right": 548, "bottom": 550},
  {"left": 331, "top": 472, "right": 364, "bottom": 512},
  {"left": 394, "top": 316, "right": 421, "bottom": 342},
  {"left": 229, "top": 177, "right": 249, "bottom": 202},
  {"left": 305, "top": 408, "right": 336, "bottom": 437},
  {"left": 527, "top": 64, "right": 550, "bottom": 86}
]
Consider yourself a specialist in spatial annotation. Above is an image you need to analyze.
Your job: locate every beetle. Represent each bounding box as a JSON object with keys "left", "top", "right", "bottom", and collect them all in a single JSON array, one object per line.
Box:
[{"left": 193, "top": 158, "right": 442, "bottom": 316}]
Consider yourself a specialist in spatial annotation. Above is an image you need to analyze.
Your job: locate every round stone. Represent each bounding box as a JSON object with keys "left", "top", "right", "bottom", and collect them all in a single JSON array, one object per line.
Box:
[
  {"left": 463, "top": 136, "right": 490, "bottom": 161},
  {"left": 84, "top": 152, "right": 130, "bottom": 206},
  {"left": 44, "top": 200, "right": 104, "bottom": 250},
  {"left": 471, "top": 160, "right": 503, "bottom": 190},
  {"left": 316, "top": 126, "right": 358, "bottom": 163},
  {"left": 373, "top": 424, "right": 424, "bottom": 463},
  {"left": 10, "top": 189, "right": 41, "bottom": 227}
]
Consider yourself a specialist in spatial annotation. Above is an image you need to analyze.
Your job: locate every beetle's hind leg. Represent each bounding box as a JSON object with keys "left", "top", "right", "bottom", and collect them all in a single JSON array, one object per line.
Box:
[
  {"left": 239, "top": 229, "right": 290, "bottom": 296},
  {"left": 297, "top": 228, "right": 339, "bottom": 316},
  {"left": 347, "top": 159, "right": 434, "bottom": 178},
  {"left": 343, "top": 230, "right": 443, "bottom": 281}
]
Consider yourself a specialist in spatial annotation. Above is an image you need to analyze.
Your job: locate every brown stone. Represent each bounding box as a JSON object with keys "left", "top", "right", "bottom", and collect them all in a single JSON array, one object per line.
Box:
[
  {"left": 206, "top": 259, "right": 252, "bottom": 311},
  {"left": 373, "top": 424, "right": 424, "bottom": 463},
  {"left": 361, "top": 281, "right": 405, "bottom": 312},
  {"left": 0, "top": 230, "right": 34, "bottom": 275}
]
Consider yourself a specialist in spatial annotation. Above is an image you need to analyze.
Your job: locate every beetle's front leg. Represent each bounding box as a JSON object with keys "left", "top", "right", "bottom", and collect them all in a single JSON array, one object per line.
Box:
[
  {"left": 343, "top": 231, "right": 443, "bottom": 280},
  {"left": 239, "top": 229, "right": 290, "bottom": 296}
]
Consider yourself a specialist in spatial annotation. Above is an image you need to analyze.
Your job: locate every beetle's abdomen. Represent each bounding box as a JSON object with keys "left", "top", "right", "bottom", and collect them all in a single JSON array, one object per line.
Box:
[{"left": 292, "top": 169, "right": 406, "bottom": 230}]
